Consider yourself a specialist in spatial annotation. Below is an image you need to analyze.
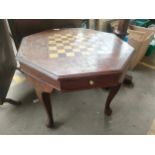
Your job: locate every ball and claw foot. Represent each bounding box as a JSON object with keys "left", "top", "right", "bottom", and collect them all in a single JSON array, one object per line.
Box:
[{"left": 104, "top": 107, "right": 112, "bottom": 116}]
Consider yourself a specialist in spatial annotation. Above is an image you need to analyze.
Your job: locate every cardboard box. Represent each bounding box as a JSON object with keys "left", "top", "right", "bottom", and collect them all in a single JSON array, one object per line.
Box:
[{"left": 128, "top": 25, "right": 155, "bottom": 69}]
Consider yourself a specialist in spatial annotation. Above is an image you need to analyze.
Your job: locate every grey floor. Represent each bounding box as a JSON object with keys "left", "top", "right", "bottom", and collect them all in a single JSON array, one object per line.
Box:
[{"left": 0, "top": 56, "right": 155, "bottom": 134}]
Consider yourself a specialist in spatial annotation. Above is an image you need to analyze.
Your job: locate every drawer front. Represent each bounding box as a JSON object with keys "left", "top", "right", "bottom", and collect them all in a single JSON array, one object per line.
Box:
[{"left": 60, "top": 73, "right": 121, "bottom": 91}]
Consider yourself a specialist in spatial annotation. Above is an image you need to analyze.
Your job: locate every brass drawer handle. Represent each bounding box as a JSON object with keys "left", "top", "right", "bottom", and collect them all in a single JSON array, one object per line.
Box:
[{"left": 89, "top": 80, "right": 94, "bottom": 85}]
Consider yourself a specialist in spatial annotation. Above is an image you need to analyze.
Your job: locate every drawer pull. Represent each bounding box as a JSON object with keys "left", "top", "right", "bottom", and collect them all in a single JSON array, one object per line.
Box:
[{"left": 89, "top": 80, "right": 94, "bottom": 85}]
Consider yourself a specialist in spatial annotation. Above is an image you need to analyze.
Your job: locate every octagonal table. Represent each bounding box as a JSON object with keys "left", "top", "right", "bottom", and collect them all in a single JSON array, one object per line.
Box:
[{"left": 16, "top": 28, "right": 134, "bottom": 128}]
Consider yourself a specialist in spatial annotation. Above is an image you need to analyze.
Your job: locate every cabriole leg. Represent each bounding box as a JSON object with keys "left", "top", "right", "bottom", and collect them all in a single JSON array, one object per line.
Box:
[{"left": 104, "top": 84, "right": 121, "bottom": 116}]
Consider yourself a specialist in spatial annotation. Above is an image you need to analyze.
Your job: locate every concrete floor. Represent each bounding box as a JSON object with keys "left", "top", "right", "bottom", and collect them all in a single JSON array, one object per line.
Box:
[{"left": 0, "top": 55, "right": 155, "bottom": 134}]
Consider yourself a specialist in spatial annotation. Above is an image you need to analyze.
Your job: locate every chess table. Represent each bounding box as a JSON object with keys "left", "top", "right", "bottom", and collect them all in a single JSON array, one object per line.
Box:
[{"left": 17, "top": 28, "right": 134, "bottom": 128}]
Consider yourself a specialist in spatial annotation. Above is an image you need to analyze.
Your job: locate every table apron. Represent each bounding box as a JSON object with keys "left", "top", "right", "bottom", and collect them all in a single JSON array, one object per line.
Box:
[
  {"left": 60, "top": 73, "right": 121, "bottom": 91},
  {"left": 20, "top": 63, "right": 61, "bottom": 90}
]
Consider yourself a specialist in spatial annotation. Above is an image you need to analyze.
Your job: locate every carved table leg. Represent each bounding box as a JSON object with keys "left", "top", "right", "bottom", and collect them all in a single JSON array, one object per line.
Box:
[
  {"left": 35, "top": 87, "right": 54, "bottom": 128},
  {"left": 104, "top": 84, "right": 121, "bottom": 116},
  {"left": 26, "top": 76, "right": 54, "bottom": 128}
]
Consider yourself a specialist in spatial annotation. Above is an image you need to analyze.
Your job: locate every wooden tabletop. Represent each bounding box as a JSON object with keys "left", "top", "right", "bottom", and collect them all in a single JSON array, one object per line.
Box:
[{"left": 17, "top": 28, "right": 134, "bottom": 80}]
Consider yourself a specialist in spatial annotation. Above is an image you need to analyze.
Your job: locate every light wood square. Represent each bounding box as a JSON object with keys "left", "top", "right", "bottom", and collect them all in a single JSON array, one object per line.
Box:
[
  {"left": 64, "top": 46, "right": 72, "bottom": 50},
  {"left": 49, "top": 53, "right": 58, "bottom": 58},
  {"left": 82, "top": 52, "right": 91, "bottom": 55},
  {"left": 49, "top": 46, "right": 57, "bottom": 51},
  {"left": 57, "top": 49, "right": 65, "bottom": 54},
  {"left": 66, "top": 52, "right": 75, "bottom": 57}
]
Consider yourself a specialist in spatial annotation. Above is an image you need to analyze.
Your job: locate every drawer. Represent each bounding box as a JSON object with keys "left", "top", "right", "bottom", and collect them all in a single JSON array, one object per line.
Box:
[{"left": 60, "top": 73, "right": 121, "bottom": 91}]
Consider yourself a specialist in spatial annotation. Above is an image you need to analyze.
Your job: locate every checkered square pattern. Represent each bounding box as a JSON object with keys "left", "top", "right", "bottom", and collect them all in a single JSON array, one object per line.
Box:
[{"left": 48, "top": 32, "right": 105, "bottom": 59}]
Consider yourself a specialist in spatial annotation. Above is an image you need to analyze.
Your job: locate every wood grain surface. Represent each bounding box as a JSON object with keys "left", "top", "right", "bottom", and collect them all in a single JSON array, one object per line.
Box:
[{"left": 17, "top": 28, "right": 134, "bottom": 80}]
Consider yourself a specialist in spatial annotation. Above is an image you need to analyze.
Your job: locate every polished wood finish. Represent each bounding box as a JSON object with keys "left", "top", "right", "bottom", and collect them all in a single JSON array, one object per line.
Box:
[
  {"left": 17, "top": 28, "right": 134, "bottom": 128},
  {"left": 104, "top": 84, "right": 121, "bottom": 115},
  {"left": 8, "top": 19, "right": 84, "bottom": 49},
  {"left": 114, "top": 19, "right": 130, "bottom": 39},
  {"left": 27, "top": 76, "right": 54, "bottom": 127},
  {"left": 114, "top": 19, "right": 134, "bottom": 86}
]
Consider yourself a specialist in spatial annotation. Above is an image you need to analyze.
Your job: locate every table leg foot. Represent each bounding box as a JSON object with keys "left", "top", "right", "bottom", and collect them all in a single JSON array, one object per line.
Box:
[
  {"left": 123, "top": 74, "right": 134, "bottom": 87},
  {"left": 46, "top": 119, "right": 54, "bottom": 128},
  {"left": 35, "top": 87, "right": 54, "bottom": 128},
  {"left": 104, "top": 107, "right": 112, "bottom": 116},
  {"left": 104, "top": 84, "right": 121, "bottom": 116},
  {"left": 0, "top": 98, "right": 21, "bottom": 105}
]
